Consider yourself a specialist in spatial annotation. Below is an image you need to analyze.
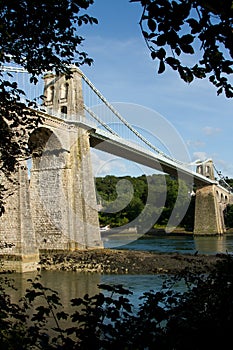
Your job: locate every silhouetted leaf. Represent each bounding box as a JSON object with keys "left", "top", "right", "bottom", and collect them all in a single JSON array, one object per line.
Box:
[
  {"left": 157, "top": 34, "right": 166, "bottom": 46},
  {"left": 180, "top": 34, "right": 194, "bottom": 45},
  {"left": 166, "top": 57, "right": 180, "bottom": 69},
  {"left": 158, "top": 60, "right": 165, "bottom": 74},
  {"left": 148, "top": 18, "right": 157, "bottom": 32}
]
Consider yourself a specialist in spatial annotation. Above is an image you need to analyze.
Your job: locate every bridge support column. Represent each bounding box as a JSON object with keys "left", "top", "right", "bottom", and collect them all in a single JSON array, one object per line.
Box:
[
  {"left": 194, "top": 185, "right": 225, "bottom": 235},
  {"left": 29, "top": 125, "right": 103, "bottom": 252},
  {"left": 69, "top": 129, "right": 103, "bottom": 249},
  {"left": 0, "top": 162, "right": 39, "bottom": 272},
  {"left": 32, "top": 67, "right": 103, "bottom": 251}
]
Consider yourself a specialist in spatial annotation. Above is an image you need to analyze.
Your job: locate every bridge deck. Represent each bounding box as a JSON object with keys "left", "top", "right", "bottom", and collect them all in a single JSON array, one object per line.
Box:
[{"left": 67, "top": 119, "right": 217, "bottom": 187}]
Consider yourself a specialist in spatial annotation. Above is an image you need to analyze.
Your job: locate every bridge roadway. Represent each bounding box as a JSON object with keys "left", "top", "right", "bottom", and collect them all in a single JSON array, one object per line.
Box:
[{"left": 67, "top": 119, "right": 217, "bottom": 188}]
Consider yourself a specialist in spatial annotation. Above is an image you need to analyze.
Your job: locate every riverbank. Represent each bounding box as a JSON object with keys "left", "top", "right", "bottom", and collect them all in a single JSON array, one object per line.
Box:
[{"left": 39, "top": 249, "right": 225, "bottom": 274}]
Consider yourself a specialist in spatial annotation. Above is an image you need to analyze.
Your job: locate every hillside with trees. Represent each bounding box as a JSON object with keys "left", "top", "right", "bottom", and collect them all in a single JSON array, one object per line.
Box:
[
  {"left": 96, "top": 174, "right": 233, "bottom": 232},
  {"left": 95, "top": 174, "right": 195, "bottom": 232}
]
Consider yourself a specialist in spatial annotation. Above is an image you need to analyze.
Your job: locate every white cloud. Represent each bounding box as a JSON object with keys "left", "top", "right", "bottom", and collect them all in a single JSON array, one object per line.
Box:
[
  {"left": 91, "top": 150, "right": 118, "bottom": 176},
  {"left": 91, "top": 149, "right": 141, "bottom": 177},
  {"left": 193, "top": 151, "right": 208, "bottom": 161},
  {"left": 202, "top": 126, "right": 221, "bottom": 136}
]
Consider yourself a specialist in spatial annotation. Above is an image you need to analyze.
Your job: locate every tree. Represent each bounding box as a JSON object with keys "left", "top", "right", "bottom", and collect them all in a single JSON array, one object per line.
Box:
[
  {"left": 224, "top": 204, "right": 233, "bottom": 228},
  {"left": 131, "top": 0, "right": 233, "bottom": 97},
  {"left": 0, "top": 0, "right": 97, "bottom": 214},
  {"left": 96, "top": 174, "right": 194, "bottom": 230}
]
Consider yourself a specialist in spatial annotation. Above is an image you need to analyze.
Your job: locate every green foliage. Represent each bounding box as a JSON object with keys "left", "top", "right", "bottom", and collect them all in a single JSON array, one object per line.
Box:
[
  {"left": 1, "top": 256, "right": 233, "bottom": 348},
  {"left": 96, "top": 174, "right": 194, "bottom": 230},
  {"left": 131, "top": 0, "right": 233, "bottom": 98},
  {"left": 224, "top": 204, "right": 233, "bottom": 228},
  {"left": 180, "top": 196, "right": 195, "bottom": 231}
]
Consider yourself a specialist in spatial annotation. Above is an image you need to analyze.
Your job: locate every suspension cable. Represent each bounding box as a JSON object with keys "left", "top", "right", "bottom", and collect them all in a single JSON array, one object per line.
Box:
[
  {"left": 213, "top": 163, "right": 233, "bottom": 191},
  {"left": 84, "top": 104, "right": 119, "bottom": 136},
  {"left": 81, "top": 71, "right": 174, "bottom": 158},
  {"left": 2, "top": 66, "right": 218, "bottom": 173}
]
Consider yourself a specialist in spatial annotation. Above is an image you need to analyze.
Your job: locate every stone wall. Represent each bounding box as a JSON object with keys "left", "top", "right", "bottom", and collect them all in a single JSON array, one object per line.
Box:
[
  {"left": 0, "top": 68, "right": 103, "bottom": 271},
  {"left": 194, "top": 184, "right": 231, "bottom": 235},
  {"left": 29, "top": 117, "right": 103, "bottom": 251},
  {"left": 0, "top": 116, "right": 102, "bottom": 271},
  {"left": 0, "top": 162, "right": 39, "bottom": 272}
]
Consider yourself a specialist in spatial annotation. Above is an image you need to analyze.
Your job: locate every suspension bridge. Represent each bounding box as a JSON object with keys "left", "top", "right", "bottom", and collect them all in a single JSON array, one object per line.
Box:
[
  {"left": 2, "top": 64, "right": 230, "bottom": 186},
  {"left": 0, "top": 65, "right": 232, "bottom": 272}
]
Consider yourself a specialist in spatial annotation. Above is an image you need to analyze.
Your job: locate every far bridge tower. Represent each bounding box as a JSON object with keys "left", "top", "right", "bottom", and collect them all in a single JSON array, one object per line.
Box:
[{"left": 194, "top": 159, "right": 231, "bottom": 235}]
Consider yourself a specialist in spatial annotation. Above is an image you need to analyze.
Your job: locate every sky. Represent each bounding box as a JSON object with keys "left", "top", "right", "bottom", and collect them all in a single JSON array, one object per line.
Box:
[
  {"left": 75, "top": 0, "right": 233, "bottom": 179},
  {"left": 75, "top": 0, "right": 233, "bottom": 178}
]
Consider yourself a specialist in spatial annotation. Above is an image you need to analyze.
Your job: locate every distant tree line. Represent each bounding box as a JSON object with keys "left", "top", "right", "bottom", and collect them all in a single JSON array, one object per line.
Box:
[
  {"left": 96, "top": 175, "right": 233, "bottom": 232},
  {"left": 95, "top": 174, "right": 195, "bottom": 232},
  {"left": 224, "top": 178, "right": 233, "bottom": 229}
]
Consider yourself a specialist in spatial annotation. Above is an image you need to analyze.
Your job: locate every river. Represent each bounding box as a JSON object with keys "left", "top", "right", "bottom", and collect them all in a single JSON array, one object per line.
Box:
[
  {"left": 4, "top": 234, "right": 233, "bottom": 309},
  {"left": 104, "top": 232, "right": 233, "bottom": 255}
]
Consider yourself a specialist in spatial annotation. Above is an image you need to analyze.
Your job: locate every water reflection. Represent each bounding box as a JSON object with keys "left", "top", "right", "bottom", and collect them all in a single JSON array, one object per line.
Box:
[
  {"left": 4, "top": 271, "right": 172, "bottom": 314},
  {"left": 4, "top": 234, "right": 233, "bottom": 313},
  {"left": 106, "top": 233, "right": 233, "bottom": 255},
  {"left": 7, "top": 271, "right": 101, "bottom": 306},
  {"left": 42, "top": 271, "right": 102, "bottom": 308},
  {"left": 194, "top": 235, "right": 227, "bottom": 254}
]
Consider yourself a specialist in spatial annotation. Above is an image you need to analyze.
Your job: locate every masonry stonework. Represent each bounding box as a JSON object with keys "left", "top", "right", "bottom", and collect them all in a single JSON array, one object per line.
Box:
[
  {"left": 0, "top": 68, "right": 102, "bottom": 272},
  {"left": 0, "top": 163, "right": 39, "bottom": 272},
  {"left": 194, "top": 184, "right": 230, "bottom": 235}
]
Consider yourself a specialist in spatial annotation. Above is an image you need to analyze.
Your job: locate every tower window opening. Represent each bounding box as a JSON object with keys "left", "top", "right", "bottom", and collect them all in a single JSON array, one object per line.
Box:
[{"left": 61, "top": 105, "right": 67, "bottom": 117}]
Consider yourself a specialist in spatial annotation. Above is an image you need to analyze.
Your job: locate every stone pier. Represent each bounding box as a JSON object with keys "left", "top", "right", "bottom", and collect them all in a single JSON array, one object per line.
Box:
[
  {"left": 0, "top": 68, "right": 102, "bottom": 272},
  {"left": 194, "top": 159, "right": 232, "bottom": 235},
  {"left": 0, "top": 163, "right": 39, "bottom": 272},
  {"left": 194, "top": 185, "right": 227, "bottom": 235}
]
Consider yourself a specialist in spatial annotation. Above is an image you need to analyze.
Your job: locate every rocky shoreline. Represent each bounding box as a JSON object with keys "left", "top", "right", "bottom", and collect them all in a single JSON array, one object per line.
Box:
[{"left": 39, "top": 249, "right": 225, "bottom": 275}]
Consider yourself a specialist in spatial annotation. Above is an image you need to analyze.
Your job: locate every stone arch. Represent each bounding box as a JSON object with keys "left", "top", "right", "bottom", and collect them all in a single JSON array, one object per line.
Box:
[
  {"left": 28, "top": 126, "right": 70, "bottom": 248},
  {"left": 28, "top": 127, "right": 67, "bottom": 170},
  {"left": 197, "top": 165, "right": 202, "bottom": 174},
  {"left": 29, "top": 127, "right": 54, "bottom": 156}
]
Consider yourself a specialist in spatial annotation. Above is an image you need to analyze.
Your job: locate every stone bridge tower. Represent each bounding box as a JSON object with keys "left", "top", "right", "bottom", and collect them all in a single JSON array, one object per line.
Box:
[
  {"left": 194, "top": 160, "right": 232, "bottom": 235},
  {"left": 0, "top": 68, "right": 102, "bottom": 271}
]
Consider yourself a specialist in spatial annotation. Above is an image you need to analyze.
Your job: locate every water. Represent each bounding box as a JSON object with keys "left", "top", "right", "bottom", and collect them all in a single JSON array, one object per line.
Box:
[
  {"left": 4, "top": 234, "right": 233, "bottom": 311},
  {"left": 104, "top": 233, "right": 233, "bottom": 255},
  {"left": 7, "top": 271, "right": 168, "bottom": 306}
]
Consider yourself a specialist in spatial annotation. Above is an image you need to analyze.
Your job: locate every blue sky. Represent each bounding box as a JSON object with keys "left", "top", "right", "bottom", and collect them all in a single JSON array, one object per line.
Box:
[{"left": 79, "top": 0, "right": 233, "bottom": 178}]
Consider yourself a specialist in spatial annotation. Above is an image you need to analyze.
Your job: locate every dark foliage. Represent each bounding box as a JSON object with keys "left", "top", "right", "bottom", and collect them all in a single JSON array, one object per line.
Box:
[
  {"left": 0, "top": 0, "right": 96, "bottom": 77},
  {"left": 224, "top": 203, "right": 233, "bottom": 228},
  {"left": 131, "top": 0, "right": 233, "bottom": 98},
  {"left": 1, "top": 255, "right": 233, "bottom": 348}
]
